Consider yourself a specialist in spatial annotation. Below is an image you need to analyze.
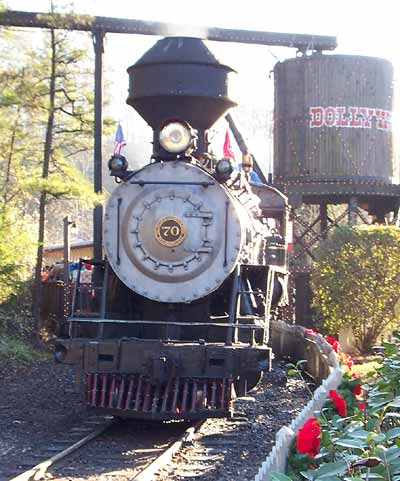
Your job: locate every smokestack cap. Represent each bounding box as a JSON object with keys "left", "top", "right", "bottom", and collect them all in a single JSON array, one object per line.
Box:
[{"left": 127, "top": 37, "right": 237, "bottom": 130}]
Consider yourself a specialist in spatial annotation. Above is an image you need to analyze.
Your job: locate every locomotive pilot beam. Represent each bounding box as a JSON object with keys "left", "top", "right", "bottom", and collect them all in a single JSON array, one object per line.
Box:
[{"left": 55, "top": 36, "right": 290, "bottom": 420}]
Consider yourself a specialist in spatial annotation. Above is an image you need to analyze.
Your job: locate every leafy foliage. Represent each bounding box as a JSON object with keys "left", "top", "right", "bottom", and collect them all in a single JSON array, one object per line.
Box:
[
  {"left": 311, "top": 226, "right": 400, "bottom": 353},
  {"left": 0, "top": 336, "right": 49, "bottom": 365},
  {"left": 0, "top": 208, "right": 36, "bottom": 304},
  {"left": 0, "top": 5, "right": 113, "bottom": 340},
  {"left": 287, "top": 340, "right": 400, "bottom": 481}
]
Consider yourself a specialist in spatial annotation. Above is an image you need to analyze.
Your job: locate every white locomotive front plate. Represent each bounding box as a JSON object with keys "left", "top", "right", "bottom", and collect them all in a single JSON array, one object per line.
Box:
[{"left": 104, "top": 161, "right": 244, "bottom": 303}]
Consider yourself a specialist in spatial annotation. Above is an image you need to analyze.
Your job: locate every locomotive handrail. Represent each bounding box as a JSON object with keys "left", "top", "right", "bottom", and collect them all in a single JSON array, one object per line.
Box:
[
  {"left": 129, "top": 180, "right": 215, "bottom": 187},
  {"left": 68, "top": 318, "right": 264, "bottom": 329}
]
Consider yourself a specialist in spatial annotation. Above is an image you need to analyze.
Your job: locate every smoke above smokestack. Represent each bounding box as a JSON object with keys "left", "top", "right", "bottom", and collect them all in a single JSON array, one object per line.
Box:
[{"left": 158, "top": 23, "right": 210, "bottom": 39}]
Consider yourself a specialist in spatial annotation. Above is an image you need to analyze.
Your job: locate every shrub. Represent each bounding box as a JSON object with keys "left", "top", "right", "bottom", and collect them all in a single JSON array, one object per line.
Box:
[
  {"left": 311, "top": 226, "right": 400, "bottom": 354},
  {"left": 284, "top": 340, "right": 400, "bottom": 481}
]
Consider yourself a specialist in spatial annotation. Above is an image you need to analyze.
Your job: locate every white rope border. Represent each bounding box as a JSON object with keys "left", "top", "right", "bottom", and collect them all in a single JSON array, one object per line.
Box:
[{"left": 254, "top": 323, "right": 343, "bottom": 481}]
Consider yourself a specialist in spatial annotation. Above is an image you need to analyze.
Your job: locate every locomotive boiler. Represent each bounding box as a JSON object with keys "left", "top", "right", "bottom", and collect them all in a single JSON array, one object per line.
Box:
[{"left": 55, "top": 37, "right": 289, "bottom": 420}]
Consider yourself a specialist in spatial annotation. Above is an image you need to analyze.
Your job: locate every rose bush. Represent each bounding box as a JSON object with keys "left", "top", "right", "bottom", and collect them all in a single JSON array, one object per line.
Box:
[{"left": 281, "top": 338, "right": 400, "bottom": 481}]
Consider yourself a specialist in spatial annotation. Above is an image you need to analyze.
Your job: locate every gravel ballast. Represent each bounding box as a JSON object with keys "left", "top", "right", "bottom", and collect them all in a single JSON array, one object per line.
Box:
[{"left": 0, "top": 358, "right": 308, "bottom": 480}]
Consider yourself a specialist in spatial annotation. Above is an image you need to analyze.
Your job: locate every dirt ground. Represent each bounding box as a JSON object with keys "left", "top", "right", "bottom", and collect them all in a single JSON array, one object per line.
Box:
[
  {"left": 0, "top": 356, "right": 308, "bottom": 480},
  {"left": 0, "top": 358, "right": 87, "bottom": 478}
]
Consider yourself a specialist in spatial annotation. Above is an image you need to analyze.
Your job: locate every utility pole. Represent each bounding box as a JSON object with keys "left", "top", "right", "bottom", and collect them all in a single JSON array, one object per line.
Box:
[
  {"left": 63, "top": 216, "right": 74, "bottom": 322},
  {"left": 93, "top": 29, "right": 104, "bottom": 265}
]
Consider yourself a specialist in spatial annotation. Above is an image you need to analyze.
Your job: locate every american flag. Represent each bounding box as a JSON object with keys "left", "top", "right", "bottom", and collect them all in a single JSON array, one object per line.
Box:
[{"left": 113, "top": 123, "right": 127, "bottom": 155}]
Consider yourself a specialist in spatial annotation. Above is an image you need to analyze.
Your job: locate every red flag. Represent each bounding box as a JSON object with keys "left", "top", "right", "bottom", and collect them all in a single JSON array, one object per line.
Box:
[{"left": 223, "top": 129, "right": 234, "bottom": 159}]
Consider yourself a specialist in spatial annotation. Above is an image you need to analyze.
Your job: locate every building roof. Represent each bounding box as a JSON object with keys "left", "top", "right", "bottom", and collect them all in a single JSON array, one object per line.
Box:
[{"left": 44, "top": 240, "right": 93, "bottom": 252}]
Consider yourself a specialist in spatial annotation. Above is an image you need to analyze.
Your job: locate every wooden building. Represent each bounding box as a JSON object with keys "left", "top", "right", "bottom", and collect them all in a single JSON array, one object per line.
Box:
[{"left": 44, "top": 240, "right": 93, "bottom": 265}]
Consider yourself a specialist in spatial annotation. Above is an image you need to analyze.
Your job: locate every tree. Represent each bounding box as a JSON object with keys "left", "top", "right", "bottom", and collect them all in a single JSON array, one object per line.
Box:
[
  {"left": 311, "top": 225, "right": 400, "bottom": 354},
  {"left": 0, "top": 207, "right": 36, "bottom": 303},
  {"left": 21, "top": 10, "right": 100, "bottom": 331},
  {"left": 0, "top": 8, "right": 102, "bottom": 335},
  {"left": 0, "top": 39, "right": 43, "bottom": 324}
]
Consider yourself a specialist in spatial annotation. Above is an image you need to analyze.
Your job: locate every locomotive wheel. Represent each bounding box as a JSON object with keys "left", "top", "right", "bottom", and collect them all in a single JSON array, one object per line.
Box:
[{"left": 234, "top": 370, "right": 262, "bottom": 397}]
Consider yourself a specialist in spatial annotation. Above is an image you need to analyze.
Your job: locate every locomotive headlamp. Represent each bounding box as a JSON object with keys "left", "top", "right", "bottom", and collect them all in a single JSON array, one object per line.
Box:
[
  {"left": 215, "top": 157, "right": 234, "bottom": 180},
  {"left": 159, "top": 121, "right": 192, "bottom": 154},
  {"left": 108, "top": 154, "right": 128, "bottom": 172}
]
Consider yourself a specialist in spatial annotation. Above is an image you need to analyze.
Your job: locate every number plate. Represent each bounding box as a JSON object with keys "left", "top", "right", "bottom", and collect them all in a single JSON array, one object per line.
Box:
[{"left": 154, "top": 216, "right": 186, "bottom": 247}]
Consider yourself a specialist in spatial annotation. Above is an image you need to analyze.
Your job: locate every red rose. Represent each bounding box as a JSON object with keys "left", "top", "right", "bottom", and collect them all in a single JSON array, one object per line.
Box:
[
  {"left": 297, "top": 417, "right": 321, "bottom": 458},
  {"left": 352, "top": 384, "right": 362, "bottom": 396},
  {"left": 329, "top": 389, "right": 347, "bottom": 417},
  {"left": 337, "top": 351, "right": 353, "bottom": 370},
  {"left": 325, "top": 336, "right": 341, "bottom": 353},
  {"left": 358, "top": 402, "right": 366, "bottom": 410},
  {"left": 344, "top": 354, "right": 353, "bottom": 369}
]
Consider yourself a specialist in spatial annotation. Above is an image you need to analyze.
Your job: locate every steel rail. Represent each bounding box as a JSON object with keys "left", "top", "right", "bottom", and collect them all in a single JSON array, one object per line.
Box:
[
  {"left": 131, "top": 421, "right": 205, "bottom": 481},
  {"left": 9, "top": 415, "right": 203, "bottom": 481},
  {"left": 9, "top": 417, "right": 117, "bottom": 481}
]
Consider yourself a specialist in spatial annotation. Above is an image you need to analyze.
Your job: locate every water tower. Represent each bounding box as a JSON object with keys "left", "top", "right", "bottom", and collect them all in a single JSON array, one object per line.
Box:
[{"left": 273, "top": 54, "right": 400, "bottom": 324}]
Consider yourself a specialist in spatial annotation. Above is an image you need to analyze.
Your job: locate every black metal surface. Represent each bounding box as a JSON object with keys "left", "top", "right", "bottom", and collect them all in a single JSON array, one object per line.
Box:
[
  {"left": 93, "top": 30, "right": 104, "bottom": 268},
  {"left": 226, "top": 266, "right": 240, "bottom": 346},
  {"left": 127, "top": 37, "right": 237, "bottom": 130},
  {"left": 0, "top": 10, "right": 337, "bottom": 50},
  {"left": 223, "top": 200, "right": 229, "bottom": 267},
  {"left": 116, "top": 198, "right": 122, "bottom": 265}
]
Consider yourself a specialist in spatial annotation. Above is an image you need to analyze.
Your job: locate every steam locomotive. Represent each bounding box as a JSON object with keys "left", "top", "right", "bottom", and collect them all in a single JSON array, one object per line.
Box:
[{"left": 55, "top": 37, "right": 289, "bottom": 420}]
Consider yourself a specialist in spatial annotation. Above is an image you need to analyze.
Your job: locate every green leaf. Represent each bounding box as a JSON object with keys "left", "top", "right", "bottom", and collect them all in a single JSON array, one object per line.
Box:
[
  {"left": 369, "top": 391, "right": 392, "bottom": 398},
  {"left": 369, "top": 397, "right": 393, "bottom": 409},
  {"left": 349, "top": 430, "right": 371, "bottom": 440},
  {"left": 390, "top": 463, "right": 400, "bottom": 475},
  {"left": 271, "top": 472, "right": 293, "bottom": 481},
  {"left": 312, "top": 460, "right": 348, "bottom": 478},
  {"left": 315, "top": 477, "right": 342, "bottom": 481},
  {"left": 385, "top": 413, "right": 400, "bottom": 419},
  {"left": 385, "top": 446, "right": 400, "bottom": 462},
  {"left": 334, "top": 439, "right": 366, "bottom": 449},
  {"left": 287, "top": 369, "right": 298, "bottom": 376},
  {"left": 371, "top": 434, "right": 387, "bottom": 444},
  {"left": 300, "top": 470, "right": 315, "bottom": 481},
  {"left": 388, "top": 398, "right": 400, "bottom": 408},
  {"left": 385, "top": 427, "right": 400, "bottom": 440},
  {"left": 366, "top": 418, "right": 379, "bottom": 430}
]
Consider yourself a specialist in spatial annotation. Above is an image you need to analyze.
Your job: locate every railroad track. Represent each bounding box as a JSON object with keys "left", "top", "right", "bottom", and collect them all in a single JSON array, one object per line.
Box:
[
  {"left": 4, "top": 415, "right": 115, "bottom": 481},
  {"left": 4, "top": 416, "right": 205, "bottom": 481},
  {"left": 2, "top": 362, "right": 309, "bottom": 481},
  {"left": 155, "top": 414, "right": 251, "bottom": 480}
]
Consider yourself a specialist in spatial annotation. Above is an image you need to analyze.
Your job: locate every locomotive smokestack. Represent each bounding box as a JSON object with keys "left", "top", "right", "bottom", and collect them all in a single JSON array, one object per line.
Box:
[{"left": 127, "top": 37, "right": 237, "bottom": 152}]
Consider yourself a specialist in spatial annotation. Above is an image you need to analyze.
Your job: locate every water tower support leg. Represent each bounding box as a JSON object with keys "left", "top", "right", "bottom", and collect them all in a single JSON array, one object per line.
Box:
[
  {"left": 348, "top": 196, "right": 358, "bottom": 225},
  {"left": 320, "top": 203, "right": 328, "bottom": 239}
]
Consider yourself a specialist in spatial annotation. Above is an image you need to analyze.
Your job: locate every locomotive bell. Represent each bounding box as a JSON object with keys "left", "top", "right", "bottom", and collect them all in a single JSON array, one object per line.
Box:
[{"left": 127, "top": 37, "right": 237, "bottom": 130}]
